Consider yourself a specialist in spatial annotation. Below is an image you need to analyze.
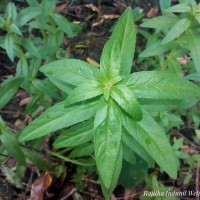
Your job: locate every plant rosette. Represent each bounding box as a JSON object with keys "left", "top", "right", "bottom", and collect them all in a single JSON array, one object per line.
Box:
[{"left": 19, "top": 7, "right": 200, "bottom": 199}]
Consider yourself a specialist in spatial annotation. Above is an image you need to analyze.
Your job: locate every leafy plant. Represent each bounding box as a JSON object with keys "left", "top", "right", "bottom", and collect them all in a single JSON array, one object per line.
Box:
[
  {"left": 18, "top": 7, "right": 200, "bottom": 199},
  {"left": 139, "top": 0, "right": 200, "bottom": 74},
  {"left": 0, "top": 0, "right": 82, "bottom": 112}
]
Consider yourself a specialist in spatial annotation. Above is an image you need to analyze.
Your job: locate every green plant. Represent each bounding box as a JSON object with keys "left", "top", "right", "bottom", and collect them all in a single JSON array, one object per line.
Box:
[
  {"left": 18, "top": 7, "right": 200, "bottom": 199},
  {"left": 139, "top": 0, "right": 200, "bottom": 74},
  {"left": 0, "top": 0, "right": 81, "bottom": 189},
  {"left": 0, "top": 0, "right": 81, "bottom": 113}
]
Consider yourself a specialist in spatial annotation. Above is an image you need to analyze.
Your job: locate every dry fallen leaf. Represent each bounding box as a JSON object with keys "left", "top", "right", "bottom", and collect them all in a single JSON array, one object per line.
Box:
[
  {"left": 182, "top": 145, "right": 199, "bottom": 154},
  {"left": 101, "top": 14, "right": 119, "bottom": 20},
  {"left": 147, "top": 7, "right": 159, "bottom": 18},
  {"left": 19, "top": 97, "right": 32, "bottom": 106},
  {"left": 56, "top": 3, "right": 67, "bottom": 13},
  {"left": 85, "top": 4, "right": 99, "bottom": 12},
  {"left": 29, "top": 172, "right": 52, "bottom": 200},
  {"left": 15, "top": 119, "right": 25, "bottom": 129}
]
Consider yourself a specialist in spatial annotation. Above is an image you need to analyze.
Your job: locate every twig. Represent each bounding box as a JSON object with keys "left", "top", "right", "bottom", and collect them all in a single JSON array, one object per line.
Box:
[
  {"left": 25, "top": 165, "right": 34, "bottom": 192},
  {"left": 196, "top": 161, "right": 200, "bottom": 200},
  {"left": 80, "top": 191, "right": 104, "bottom": 200},
  {"left": 60, "top": 188, "right": 77, "bottom": 200},
  {"left": 0, "top": 62, "right": 14, "bottom": 73}
]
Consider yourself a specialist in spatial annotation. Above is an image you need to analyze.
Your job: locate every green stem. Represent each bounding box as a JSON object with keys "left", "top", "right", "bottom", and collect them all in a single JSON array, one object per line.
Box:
[{"left": 49, "top": 151, "right": 96, "bottom": 167}]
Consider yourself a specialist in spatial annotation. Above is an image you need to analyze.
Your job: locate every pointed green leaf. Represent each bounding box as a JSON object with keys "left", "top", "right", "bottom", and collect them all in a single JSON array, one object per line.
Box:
[
  {"left": 22, "top": 39, "right": 41, "bottom": 58},
  {"left": 139, "top": 98, "right": 181, "bottom": 112},
  {"left": 19, "top": 100, "right": 99, "bottom": 142},
  {"left": 48, "top": 77, "right": 74, "bottom": 94},
  {"left": 5, "top": 3, "right": 17, "bottom": 22},
  {"left": 0, "top": 130, "right": 26, "bottom": 165},
  {"left": 0, "top": 77, "right": 22, "bottom": 109},
  {"left": 16, "top": 58, "right": 30, "bottom": 92},
  {"left": 100, "top": 7, "right": 136, "bottom": 77},
  {"left": 123, "top": 71, "right": 200, "bottom": 99},
  {"left": 31, "top": 79, "right": 59, "bottom": 99},
  {"left": 10, "top": 24, "right": 22, "bottom": 35},
  {"left": 111, "top": 84, "right": 142, "bottom": 121},
  {"left": 187, "top": 30, "right": 200, "bottom": 73},
  {"left": 54, "top": 120, "right": 93, "bottom": 148},
  {"left": 41, "top": 0, "right": 56, "bottom": 16},
  {"left": 185, "top": 73, "right": 200, "bottom": 81},
  {"left": 122, "top": 110, "right": 178, "bottom": 179},
  {"left": 162, "top": 18, "right": 191, "bottom": 44},
  {"left": 51, "top": 13, "right": 74, "bottom": 38},
  {"left": 100, "top": 146, "right": 122, "bottom": 200},
  {"left": 5, "top": 34, "right": 15, "bottom": 61},
  {"left": 139, "top": 41, "right": 174, "bottom": 57},
  {"left": 1, "top": 165, "right": 24, "bottom": 189},
  {"left": 141, "top": 16, "right": 178, "bottom": 29},
  {"left": 165, "top": 3, "right": 191, "bottom": 13},
  {"left": 40, "top": 59, "right": 98, "bottom": 86},
  {"left": 64, "top": 80, "right": 103, "bottom": 106},
  {"left": 94, "top": 99, "right": 122, "bottom": 189},
  {"left": 17, "top": 6, "right": 41, "bottom": 26}
]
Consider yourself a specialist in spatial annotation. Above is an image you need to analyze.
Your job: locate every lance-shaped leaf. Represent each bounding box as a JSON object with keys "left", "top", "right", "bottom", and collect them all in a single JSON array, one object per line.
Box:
[
  {"left": 53, "top": 120, "right": 93, "bottom": 148},
  {"left": 141, "top": 15, "right": 178, "bottom": 30},
  {"left": 123, "top": 71, "right": 200, "bottom": 99},
  {"left": 94, "top": 99, "right": 122, "bottom": 190},
  {"left": 51, "top": 13, "right": 74, "bottom": 38},
  {"left": 100, "top": 146, "right": 122, "bottom": 199},
  {"left": 64, "top": 80, "right": 103, "bottom": 107},
  {"left": 48, "top": 77, "right": 74, "bottom": 94},
  {"left": 165, "top": 3, "right": 191, "bottom": 13},
  {"left": 19, "top": 100, "right": 99, "bottom": 142},
  {"left": 162, "top": 18, "right": 191, "bottom": 44},
  {"left": 139, "top": 40, "right": 174, "bottom": 57},
  {"left": 187, "top": 30, "right": 200, "bottom": 73},
  {"left": 1, "top": 165, "right": 24, "bottom": 189},
  {"left": 0, "top": 130, "right": 26, "bottom": 165},
  {"left": 111, "top": 84, "right": 142, "bottom": 121},
  {"left": 122, "top": 110, "right": 178, "bottom": 179},
  {"left": 5, "top": 33, "right": 15, "bottom": 61},
  {"left": 5, "top": 3, "right": 17, "bottom": 22},
  {"left": 139, "top": 98, "right": 181, "bottom": 112},
  {"left": 0, "top": 76, "right": 22, "bottom": 109},
  {"left": 17, "top": 6, "right": 41, "bottom": 27},
  {"left": 100, "top": 7, "right": 136, "bottom": 77},
  {"left": 22, "top": 39, "right": 41, "bottom": 58},
  {"left": 40, "top": 59, "right": 98, "bottom": 86}
]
